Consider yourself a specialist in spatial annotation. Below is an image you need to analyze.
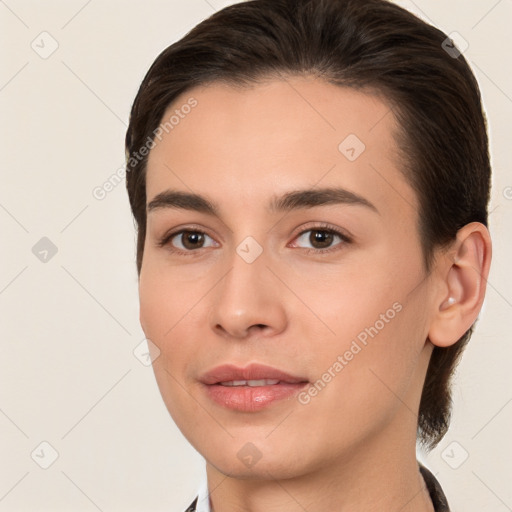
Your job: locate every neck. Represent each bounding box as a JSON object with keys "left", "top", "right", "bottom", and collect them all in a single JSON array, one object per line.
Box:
[{"left": 205, "top": 409, "right": 435, "bottom": 512}]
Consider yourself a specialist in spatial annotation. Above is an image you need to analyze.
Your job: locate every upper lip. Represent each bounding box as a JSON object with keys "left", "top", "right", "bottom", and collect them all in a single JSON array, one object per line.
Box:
[{"left": 200, "top": 363, "right": 309, "bottom": 385}]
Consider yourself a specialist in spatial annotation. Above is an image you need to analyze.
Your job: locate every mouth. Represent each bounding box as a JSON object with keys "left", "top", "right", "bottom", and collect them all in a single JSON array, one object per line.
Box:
[
  {"left": 200, "top": 363, "right": 309, "bottom": 412},
  {"left": 218, "top": 379, "right": 281, "bottom": 386}
]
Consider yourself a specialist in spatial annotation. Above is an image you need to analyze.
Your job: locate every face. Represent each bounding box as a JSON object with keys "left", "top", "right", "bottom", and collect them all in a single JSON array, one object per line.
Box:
[{"left": 139, "top": 77, "right": 436, "bottom": 479}]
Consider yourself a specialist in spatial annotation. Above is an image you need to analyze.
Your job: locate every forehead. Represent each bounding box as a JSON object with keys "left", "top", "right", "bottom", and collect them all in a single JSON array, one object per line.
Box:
[{"left": 145, "top": 77, "right": 417, "bottom": 223}]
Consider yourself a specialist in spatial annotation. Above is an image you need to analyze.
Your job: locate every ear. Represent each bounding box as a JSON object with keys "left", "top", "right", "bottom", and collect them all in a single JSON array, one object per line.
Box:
[{"left": 428, "top": 222, "right": 492, "bottom": 348}]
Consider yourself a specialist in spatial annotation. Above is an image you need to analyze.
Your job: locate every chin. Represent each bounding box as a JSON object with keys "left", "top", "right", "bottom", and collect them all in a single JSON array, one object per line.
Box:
[
  {"left": 209, "top": 456, "right": 306, "bottom": 481},
  {"left": 198, "top": 439, "right": 315, "bottom": 481}
]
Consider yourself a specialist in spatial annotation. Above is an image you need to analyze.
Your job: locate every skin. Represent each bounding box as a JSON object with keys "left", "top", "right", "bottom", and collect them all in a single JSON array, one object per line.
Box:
[{"left": 138, "top": 76, "right": 491, "bottom": 512}]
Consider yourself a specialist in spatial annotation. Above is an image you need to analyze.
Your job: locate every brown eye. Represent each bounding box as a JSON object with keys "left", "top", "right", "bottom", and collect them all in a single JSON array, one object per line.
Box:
[
  {"left": 180, "top": 231, "right": 205, "bottom": 250},
  {"left": 159, "top": 229, "right": 218, "bottom": 252},
  {"left": 309, "top": 230, "right": 334, "bottom": 249},
  {"left": 294, "top": 228, "right": 346, "bottom": 251}
]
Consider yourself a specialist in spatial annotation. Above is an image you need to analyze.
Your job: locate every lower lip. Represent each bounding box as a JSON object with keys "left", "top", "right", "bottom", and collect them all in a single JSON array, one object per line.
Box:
[{"left": 203, "top": 382, "right": 308, "bottom": 412}]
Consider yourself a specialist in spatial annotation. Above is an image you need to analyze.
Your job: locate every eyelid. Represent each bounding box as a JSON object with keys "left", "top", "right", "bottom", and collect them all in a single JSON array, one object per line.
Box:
[
  {"left": 290, "top": 221, "right": 353, "bottom": 244},
  {"left": 287, "top": 222, "right": 352, "bottom": 255},
  {"left": 156, "top": 222, "right": 353, "bottom": 255},
  {"left": 156, "top": 224, "right": 218, "bottom": 249}
]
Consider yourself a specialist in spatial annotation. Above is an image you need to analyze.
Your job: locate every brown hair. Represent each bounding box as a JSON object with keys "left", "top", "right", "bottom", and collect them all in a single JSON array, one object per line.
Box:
[{"left": 125, "top": 0, "right": 491, "bottom": 450}]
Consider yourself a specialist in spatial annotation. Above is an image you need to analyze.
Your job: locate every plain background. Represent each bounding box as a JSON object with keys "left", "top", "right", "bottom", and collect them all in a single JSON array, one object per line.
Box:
[{"left": 0, "top": 1, "right": 511, "bottom": 511}]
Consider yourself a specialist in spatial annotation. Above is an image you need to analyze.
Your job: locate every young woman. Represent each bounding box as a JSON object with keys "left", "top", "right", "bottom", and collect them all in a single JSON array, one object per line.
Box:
[{"left": 124, "top": 1, "right": 492, "bottom": 510}]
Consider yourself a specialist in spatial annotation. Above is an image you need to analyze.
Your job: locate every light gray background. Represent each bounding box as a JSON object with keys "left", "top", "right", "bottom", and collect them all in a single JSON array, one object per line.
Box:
[{"left": 0, "top": 1, "right": 511, "bottom": 511}]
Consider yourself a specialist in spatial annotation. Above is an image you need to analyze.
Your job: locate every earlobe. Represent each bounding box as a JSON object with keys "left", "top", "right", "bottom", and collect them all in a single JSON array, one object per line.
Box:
[{"left": 428, "top": 222, "right": 492, "bottom": 348}]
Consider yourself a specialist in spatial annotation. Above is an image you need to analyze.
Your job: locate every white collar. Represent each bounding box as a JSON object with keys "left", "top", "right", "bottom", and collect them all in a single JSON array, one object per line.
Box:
[{"left": 195, "top": 464, "right": 211, "bottom": 512}]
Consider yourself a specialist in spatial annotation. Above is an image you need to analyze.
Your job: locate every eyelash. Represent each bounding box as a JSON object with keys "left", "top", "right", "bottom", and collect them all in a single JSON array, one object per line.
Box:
[{"left": 156, "top": 223, "right": 352, "bottom": 257}]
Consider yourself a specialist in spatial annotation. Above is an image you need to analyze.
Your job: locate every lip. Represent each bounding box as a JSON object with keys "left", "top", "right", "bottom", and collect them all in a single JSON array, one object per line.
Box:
[
  {"left": 200, "top": 363, "right": 308, "bottom": 385},
  {"left": 200, "top": 363, "right": 309, "bottom": 412}
]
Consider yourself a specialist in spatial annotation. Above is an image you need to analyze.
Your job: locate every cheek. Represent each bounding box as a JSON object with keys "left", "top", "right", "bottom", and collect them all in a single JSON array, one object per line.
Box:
[
  {"left": 295, "top": 263, "right": 398, "bottom": 348},
  {"left": 138, "top": 270, "right": 189, "bottom": 391},
  {"left": 138, "top": 258, "right": 203, "bottom": 340},
  {"left": 315, "top": 287, "right": 427, "bottom": 415},
  {"left": 138, "top": 268, "right": 202, "bottom": 425},
  {"left": 138, "top": 260, "right": 217, "bottom": 397},
  {"left": 310, "top": 239, "right": 425, "bottom": 344},
  {"left": 300, "top": 260, "right": 427, "bottom": 400}
]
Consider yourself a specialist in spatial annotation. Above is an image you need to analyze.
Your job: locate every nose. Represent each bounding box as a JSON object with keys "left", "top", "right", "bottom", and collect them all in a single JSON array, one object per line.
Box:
[{"left": 209, "top": 244, "right": 288, "bottom": 340}]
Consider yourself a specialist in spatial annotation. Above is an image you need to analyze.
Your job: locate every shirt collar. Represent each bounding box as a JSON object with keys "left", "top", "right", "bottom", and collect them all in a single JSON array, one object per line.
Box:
[
  {"left": 418, "top": 462, "right": 451, "bottom": 511},
  {"left": 195, "top": 463, "right": 211, "bottom": 512}
]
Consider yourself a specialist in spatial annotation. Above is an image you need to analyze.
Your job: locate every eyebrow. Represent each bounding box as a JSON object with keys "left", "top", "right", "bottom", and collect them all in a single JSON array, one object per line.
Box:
[{"left": 146, "top": 187, "right": 379, "bottom": 215}]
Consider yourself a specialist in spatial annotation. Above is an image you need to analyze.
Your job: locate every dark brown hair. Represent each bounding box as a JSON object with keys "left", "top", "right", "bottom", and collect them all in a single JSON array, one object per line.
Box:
[{"left": 125, "top": 0, "right": 491, "bottom": 450}]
